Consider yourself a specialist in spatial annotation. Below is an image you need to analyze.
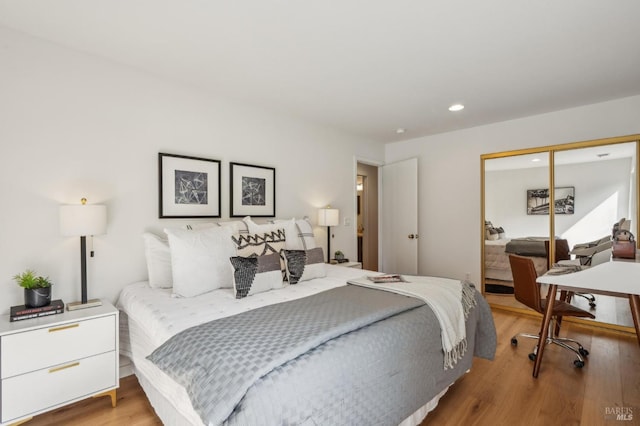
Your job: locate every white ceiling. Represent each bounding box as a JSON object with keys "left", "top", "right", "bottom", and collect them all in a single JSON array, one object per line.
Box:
[
  {"left": 1, "top": 0, "right": 640, "bottom": 143},
  {"left": 485, "top": 141, "right": 637, "bottom": 171}
]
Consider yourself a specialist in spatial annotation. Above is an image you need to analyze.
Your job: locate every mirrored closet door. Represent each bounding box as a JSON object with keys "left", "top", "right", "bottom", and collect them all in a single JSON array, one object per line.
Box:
[{"left": 481, "top": 135, "right": 639, "bottom": 332}]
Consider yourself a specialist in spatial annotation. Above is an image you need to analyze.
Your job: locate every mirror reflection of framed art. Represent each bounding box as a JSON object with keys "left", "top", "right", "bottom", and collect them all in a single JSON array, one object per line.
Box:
[{"left": 526, "top": 186, "right": 575, "bottom": 215}]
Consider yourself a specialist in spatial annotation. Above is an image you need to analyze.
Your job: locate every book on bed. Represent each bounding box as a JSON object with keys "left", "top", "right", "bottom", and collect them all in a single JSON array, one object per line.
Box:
[{"left": 367, "top": 274, "right": 407, "bottom": 283}]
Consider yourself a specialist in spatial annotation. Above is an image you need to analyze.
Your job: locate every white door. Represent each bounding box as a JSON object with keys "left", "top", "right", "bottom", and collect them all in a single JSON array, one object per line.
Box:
[{"left": 381, "top": 158, "right": 418, "bottom": 274}]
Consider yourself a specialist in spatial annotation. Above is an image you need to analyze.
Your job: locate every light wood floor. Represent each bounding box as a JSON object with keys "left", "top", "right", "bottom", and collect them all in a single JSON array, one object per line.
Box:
[
  {"left": 486, "top": 290, "right": 636, "bottom": 328},
  {"left": 28, "top": 310, "right": 640, "bottom": 426}
]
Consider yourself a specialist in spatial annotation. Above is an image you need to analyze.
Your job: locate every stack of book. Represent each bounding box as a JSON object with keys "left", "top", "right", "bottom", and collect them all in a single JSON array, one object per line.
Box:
[{"left": 10, "top": 299, "right": 65, "bottom": 322}]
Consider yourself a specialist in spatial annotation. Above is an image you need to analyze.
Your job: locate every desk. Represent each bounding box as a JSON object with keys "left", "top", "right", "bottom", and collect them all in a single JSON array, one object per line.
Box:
[{"left": 535, "top": 261, "right": 640, "bottom": 378}]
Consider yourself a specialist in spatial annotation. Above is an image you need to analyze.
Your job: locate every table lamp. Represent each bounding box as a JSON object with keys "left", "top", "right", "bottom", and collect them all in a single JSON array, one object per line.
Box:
[
  {"left": 318, "top": 206, "right": 339, "bottom": 263},
  {"left": 60, "top": 198, "right": 107, "bottom": 310}
]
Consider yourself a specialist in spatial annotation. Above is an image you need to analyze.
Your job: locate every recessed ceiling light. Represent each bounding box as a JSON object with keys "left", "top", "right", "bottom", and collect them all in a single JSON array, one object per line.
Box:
[
  {"left": 396, "top": 128, "right": 406, "bottom": 134},
  {"left": 532, "top": 158, "right": 541, "bottom": 162},
  {"left": 448, "top": 104, "right": 464, "bottom": 112}
]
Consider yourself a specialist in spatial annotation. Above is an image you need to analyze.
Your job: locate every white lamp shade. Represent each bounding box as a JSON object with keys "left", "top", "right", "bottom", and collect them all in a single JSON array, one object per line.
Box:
[
  {"left": 318, "top": 208, "right": 339, "bottom": 227},
  {"left": 60, "top": 204, "right": 107, "bottom": 237}
]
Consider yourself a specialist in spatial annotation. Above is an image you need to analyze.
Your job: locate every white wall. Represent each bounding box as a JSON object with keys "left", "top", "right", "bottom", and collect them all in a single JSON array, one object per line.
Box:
[
  {"left": 485, "top": 166, "right": 548, "bottom": 238},
  {"left": 385, "top": 95, "right": 640, "bottom": 285},
  {"left": 0, "top": 27, "right": 383, "bottom": 313},
  {"left": 485, "top": 157, "right": 632, "bottom": 247}
]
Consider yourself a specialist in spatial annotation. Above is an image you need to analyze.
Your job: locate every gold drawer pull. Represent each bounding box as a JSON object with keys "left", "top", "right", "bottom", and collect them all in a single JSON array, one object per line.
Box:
[
  {"left": 49, "top": 323, "right": 79, "bottom": 333},
  {"left": 49, "top": 362, "right": 80, "bottom": 373}
]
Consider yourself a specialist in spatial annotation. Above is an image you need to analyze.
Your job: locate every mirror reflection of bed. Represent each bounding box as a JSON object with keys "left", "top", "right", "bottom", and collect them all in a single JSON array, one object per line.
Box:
[{"left": 482, "top": 138, "right": 638, "bottom": 331}]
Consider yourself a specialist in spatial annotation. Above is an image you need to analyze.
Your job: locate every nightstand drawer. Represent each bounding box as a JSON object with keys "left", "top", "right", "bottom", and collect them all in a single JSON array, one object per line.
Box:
[
  {"left": 1, "top": 350, "right": 117, "bottom": 423},
  {"left": 1, "top": 315, "right": 116, "bottom": 378}
]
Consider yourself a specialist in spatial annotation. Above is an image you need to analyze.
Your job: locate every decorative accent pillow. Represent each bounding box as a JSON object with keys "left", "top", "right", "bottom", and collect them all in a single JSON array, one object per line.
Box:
[
  {"left": 271, "top": 218, "right": 316, "bottom": 250},
  {"left": 232, "top": 229, "right": 288, "bottom": 279},
  {"left": 282, "top": 247, "right": 326, "bottom": 284},
  {"left": 230, "top": 253, "right": 284, "bottom": 299},
  {"left": 142, "top": 232, "right": 173, "bottom": 289},
  {"left": 486, "top": 227, "right": 499, "bottom": 241},
  {"left": 231, "top": 229, "right": 287, "bottom": 257},
  {"left": 164, "top": 226, "right": 236, "bottom": 297},
  {"left": 485, "top": 221, "right": 505, "bottom": 240}
]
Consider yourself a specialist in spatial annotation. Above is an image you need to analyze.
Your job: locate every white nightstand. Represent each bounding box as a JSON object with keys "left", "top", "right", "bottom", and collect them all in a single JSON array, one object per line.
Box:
[{"left": 0, "top": 301, "right": 119, "bottom": 425}]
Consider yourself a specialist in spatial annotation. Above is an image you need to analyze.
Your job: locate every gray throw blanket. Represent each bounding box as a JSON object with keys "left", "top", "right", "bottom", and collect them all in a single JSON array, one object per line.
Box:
[
  {"left": 505, "top": 237, "right": 548, "bottom": 256},
  {"left": 148, "top": 286, "right": 424, "bottom": 425}
]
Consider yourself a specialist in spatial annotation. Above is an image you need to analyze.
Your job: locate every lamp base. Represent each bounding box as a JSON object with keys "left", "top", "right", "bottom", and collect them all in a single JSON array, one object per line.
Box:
[{"left": 67, "top": 299, "right": 102, "bottom": 311}]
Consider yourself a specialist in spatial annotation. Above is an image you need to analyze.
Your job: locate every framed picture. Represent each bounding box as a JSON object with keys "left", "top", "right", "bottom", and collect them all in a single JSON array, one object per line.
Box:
[
  {"left": 158, "top": 153, "right": 221, "bottom": 218},
  {"left": 527, "top": 186, "right": 575, "bottom": 215},
  {"left": 230, "top": 162, "right": 276, "bottom": 217}
]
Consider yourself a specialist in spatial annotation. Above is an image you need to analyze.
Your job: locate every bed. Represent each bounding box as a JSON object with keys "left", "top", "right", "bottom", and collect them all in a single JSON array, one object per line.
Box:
[
  {"left": 484, "top": 238, "right": 550, "bottom": 286},
  {"left": 117, "top": 223, "right": 496, "bottom": 426}
]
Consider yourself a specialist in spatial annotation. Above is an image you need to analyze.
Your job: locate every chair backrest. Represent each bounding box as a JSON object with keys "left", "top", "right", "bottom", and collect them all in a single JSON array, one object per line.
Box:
[
  {"left": 509, "top": 254, "right": 544, "bottom": 313},
  {"left": 544, "top": 239, "right": 571, "bottom": 265},
  {"left": 555, "top": 239, "right": 570, "bottom": 262},
  {"left": 591, "top": 248, "right": 612, "bottom": 266}
]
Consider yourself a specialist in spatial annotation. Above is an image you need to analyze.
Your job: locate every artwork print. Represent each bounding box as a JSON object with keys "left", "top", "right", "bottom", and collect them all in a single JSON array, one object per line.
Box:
[
  {"left": 230, "top": 162, "right": 276, "bottom": 217},
  {"left": 242, "top": 177, "right": 266, "bottom": 206},
  {"left": 175, "top": 170, "right": 208, "bottom": 204},
  {"left": 159, "top": 153, "right": 220, "bottom": 218}
]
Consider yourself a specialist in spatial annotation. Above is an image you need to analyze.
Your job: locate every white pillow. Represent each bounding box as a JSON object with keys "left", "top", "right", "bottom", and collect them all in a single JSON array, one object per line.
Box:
[
  {"left": 142, "top": 232, "right": 173, "bottom": 289},
  {"left": 164, "top": 226, "right": 236, "bottom": 297},
  {"left": 243, "top": 216, "right": 284, "bottom": 234},
  {"left": 183, "top": 222, "right": 217, "bottom": 230},
  {"left": 217, "top": 220, "right": 249, "bottom": 234},
  {"left": 272, "top": 218, "right": 316, "bottom": 250}
]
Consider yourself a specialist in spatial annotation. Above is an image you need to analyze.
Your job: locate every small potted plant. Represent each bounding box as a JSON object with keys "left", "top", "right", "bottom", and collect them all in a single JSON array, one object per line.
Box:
[
  {"left": 13, "top": 269, "right": 52, "bottom": 308},
  {"left": 334, "top": 250, "right": 345, "bottom": 261}
]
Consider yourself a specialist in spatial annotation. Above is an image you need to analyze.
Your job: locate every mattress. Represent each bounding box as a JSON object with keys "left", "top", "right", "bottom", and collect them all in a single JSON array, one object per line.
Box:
[{"left": 118, "top": 265, "right": 485, "bottom": 425}]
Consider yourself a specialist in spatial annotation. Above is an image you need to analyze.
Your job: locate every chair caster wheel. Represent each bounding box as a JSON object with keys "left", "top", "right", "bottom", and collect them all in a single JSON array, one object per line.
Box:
[
  {"left": 579, "top": 348, "right": 589, "bottom": 357},
  {"left": 528, "top": 353, "right": 537, "bottom": 361},
  {"left": 589, "top": 302, "right": 596, "bottom": 308},
  {"left": 574, "top": 360, "right": 585, "bottom": 368},
  {"left": 511, "top": 338, "right": 518, "bottom": 346}
]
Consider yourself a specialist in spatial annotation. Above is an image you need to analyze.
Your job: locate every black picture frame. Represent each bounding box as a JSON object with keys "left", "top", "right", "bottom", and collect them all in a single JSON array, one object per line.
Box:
[
  {"left": 158, "top": 153, "right": 221, "bottom": 218},
  {"left": 526, "top": 186, "right": 575, "bottom": 215},
  {"left": 230, "top": 162, "right": 276, "bottom": 217}
]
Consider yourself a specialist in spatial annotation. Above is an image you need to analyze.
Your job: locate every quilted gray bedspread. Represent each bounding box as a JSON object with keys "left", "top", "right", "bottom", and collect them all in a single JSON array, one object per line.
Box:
[{"left": 148, "top": 284, "right": 496, "bottom": 426}]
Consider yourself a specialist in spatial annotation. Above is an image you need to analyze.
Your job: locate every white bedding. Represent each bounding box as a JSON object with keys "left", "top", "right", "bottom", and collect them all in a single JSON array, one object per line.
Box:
[
  {"left": 117, "top": 265, "right": 457, "bottom": 425},
  {"left": 118, "top": 265, "right": 367, "bottom": 355}
]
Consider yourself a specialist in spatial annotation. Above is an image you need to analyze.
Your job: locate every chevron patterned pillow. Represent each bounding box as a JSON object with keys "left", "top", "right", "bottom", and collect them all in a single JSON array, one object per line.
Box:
[
  {"left": 230, "top": 253, "right": 284, "bottom": 298},
  {"left": 282, "top": 247, "right": 326, "bottom": 285},
  {"left": 231, "top": 229, "right": 286, "bottom": 257}
]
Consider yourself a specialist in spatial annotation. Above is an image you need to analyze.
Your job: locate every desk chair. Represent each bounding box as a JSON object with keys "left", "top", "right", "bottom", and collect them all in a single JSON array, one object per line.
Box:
[
  {"left": 509, "top": 254, "right": 595, "bottom": 368},
  {"left": 547, "top": 239, "right": 597, "bottom": 307},
  {"left": 569, "top": 237, "right": 614, "bottom": 307}
]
